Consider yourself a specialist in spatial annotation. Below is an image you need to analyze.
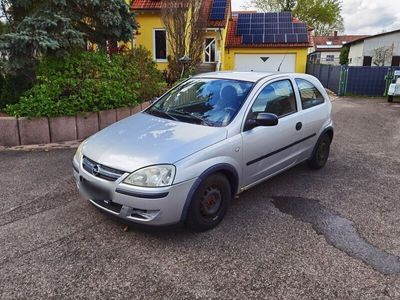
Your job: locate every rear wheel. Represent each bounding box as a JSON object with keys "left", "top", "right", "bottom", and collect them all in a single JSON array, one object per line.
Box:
[
  {"left": 308, "top": 134, "right": 331, "bottom": 170},
  {"left": 388, "top": 95, "right": 394, "bottom": 103},
  {"left": 185, "top": 173, "right": 231, "bottom": 232}
]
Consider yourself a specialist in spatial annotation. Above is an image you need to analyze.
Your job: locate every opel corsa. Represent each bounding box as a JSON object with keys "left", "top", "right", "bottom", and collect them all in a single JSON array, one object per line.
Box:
[{"left": 73, "top": 72, "right": 334, "bottom": 231}]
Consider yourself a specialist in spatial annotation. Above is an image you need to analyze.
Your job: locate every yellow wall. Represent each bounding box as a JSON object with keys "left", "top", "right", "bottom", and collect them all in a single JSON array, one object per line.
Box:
[
  {"left": 135, "top": 12, "right": 168, "bottom": 70},
  {"left": 223, "top": 47, "right": 309, "bottom": 73}
]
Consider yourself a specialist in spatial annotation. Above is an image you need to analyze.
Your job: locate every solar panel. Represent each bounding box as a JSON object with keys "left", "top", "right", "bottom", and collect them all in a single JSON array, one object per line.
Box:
[
  {"left": 297, "top": 34, "right": 309, "bottom": 43},
  {"left": 264, "top": 35, "right": 275, "bottom": 43},
  {"left": 253, "top": 35, "right": 264, "bottom": 44},
  {"left": 210, "top": 0, "right": 227, "bottom": 21},
  {"left": 243, "top": 35, "right": 253, "bottom": 44},
  {"left": 236, "top": 12, "right": 308, "bottom": 45},
  {"left": 286, "top": 34, "right": 298, "bottom": 43}
]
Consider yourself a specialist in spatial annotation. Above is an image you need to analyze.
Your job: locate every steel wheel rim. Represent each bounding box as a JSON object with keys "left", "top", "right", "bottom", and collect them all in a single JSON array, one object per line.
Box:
[{"left": 200, "top": 186, "right": 222, "bottom": 218}]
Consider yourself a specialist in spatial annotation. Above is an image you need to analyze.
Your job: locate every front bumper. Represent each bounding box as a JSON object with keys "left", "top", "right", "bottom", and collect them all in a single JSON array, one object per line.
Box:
[{"left": 72, "top": 158, "right": 196, "bottom": 226}]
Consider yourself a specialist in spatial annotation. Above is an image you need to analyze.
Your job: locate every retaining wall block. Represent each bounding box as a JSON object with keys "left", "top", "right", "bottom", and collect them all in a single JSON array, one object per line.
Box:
[
  {"left": 116, "top": 107, "right": 131, "bottom": 121},
  {"left": 49, "top": 116, "right": 77, "bottom": 143},
  {"left": 76, "top": 112, "right": 99, "bottom": 139},
  {"left": 19, "top": 117, "right": 50, "bottom": 145},
  {"left": 141, "top": 101, "right": 151, "bottom": 110},
  {"left": 99, "top": 109, "right": 117, "bottom": 130},
  {"left": 130, "top": 104, "right": 142, "bottom": 115},
  {"left": 0, "top": 117, "right": 20, "bottom": 146}
]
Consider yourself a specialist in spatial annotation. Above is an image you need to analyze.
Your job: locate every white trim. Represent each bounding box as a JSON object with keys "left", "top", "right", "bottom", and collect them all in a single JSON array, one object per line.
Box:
[
  {"left": 153, "top": 28, "right": 168, "bottom": 63},
  {"left": 204, "top": 38, "right": 216, "bottom": 63}
]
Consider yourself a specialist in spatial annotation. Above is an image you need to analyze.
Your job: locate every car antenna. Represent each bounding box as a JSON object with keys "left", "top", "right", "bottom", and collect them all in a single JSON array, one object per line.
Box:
[{"left": 277, "top": 54, "right": 287, "bottom": 72}]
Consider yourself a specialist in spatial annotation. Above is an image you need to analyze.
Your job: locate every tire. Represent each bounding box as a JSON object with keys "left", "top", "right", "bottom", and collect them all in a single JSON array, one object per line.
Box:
[
  {"left": 388, "top": 95, "right": 394, "bottom": 103},
  {"left": 308, "top": 133, "right": 331, "bottom": 170},
  {"left": 185, "top": 173, "right": 231, "bottom": 232}
]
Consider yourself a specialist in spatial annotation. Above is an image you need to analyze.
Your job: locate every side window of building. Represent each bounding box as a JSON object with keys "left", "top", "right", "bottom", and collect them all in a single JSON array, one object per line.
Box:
[
  {"left": 295, "top": 79, "right": 325, "bottom": 109},
  {"left": 251, "top": 80, "right": 297, "bottom": 117}
]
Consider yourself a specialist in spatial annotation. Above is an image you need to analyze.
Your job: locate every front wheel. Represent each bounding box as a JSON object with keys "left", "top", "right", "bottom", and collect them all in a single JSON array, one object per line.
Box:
[
  {"left": 308, "top": 134, "right": 331, "bottom": 170},
  {"left": 185, "top": 173, "right": 231, "bottom": 232},
  {"left": 388, "top": 95, "right": 394, "bottom": 103}
]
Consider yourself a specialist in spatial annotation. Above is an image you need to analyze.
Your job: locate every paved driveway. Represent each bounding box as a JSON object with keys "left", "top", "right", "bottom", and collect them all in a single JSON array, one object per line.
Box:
[{"left": 1, "top": 98, "right": 400, "bottom": 299}]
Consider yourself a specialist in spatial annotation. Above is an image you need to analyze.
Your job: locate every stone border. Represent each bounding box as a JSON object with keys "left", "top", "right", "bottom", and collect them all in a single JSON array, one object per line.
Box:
[{"left": 0, "top": 102, "right": 150, "bottom": 147}]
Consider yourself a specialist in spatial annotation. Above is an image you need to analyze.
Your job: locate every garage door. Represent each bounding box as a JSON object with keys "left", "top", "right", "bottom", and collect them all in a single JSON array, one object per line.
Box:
[{"left": 234, "top": 54, "right": 296, "bottom": 73}]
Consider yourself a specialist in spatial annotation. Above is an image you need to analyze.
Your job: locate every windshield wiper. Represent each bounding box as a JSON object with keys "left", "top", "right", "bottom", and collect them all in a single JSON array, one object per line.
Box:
[
  {"left": 168, "top": 109, "right": 212, "bottom": 126},
  {"left": 147, "top": 107, "right": 179, "bottom": 121}
]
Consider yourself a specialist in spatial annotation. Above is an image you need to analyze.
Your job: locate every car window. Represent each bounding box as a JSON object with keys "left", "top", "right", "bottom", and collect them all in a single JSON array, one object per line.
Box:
[
  {"left": 251, "top": 79, "right": 297, "bottom": 118},
  {"left": 295, "top": 79, "right": 325, "bottom": 109},
  {"left": 147, "top": 79, "right": 254, "bottom": 127}
]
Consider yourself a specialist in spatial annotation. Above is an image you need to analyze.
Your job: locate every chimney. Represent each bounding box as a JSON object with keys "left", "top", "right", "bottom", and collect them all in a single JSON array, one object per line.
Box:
[{"left": 333, "top": 31, "right": 338, "bottom": 39}]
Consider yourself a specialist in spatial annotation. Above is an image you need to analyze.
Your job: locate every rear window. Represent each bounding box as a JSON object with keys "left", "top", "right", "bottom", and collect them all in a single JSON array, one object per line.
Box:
[{"left": 295, "top": 79, "right": 325, "bottom": 110}]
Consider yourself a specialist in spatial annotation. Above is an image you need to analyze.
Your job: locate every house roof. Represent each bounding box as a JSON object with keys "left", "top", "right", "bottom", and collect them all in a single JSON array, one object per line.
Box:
[
  {"left": 312, "top": 34, "right": 368, "bottom": 52},
  {"left": 225, "top": 16, "right": 313, "bottom": 49},
  {"left": 345, "top": 28, "right": 400, "bottom": 47},
  {"left": 132, "top": 0, "right": 231, "bottom": 28},
  {"left": 132, "top": 0, "right": 162, "bottom": 10}
]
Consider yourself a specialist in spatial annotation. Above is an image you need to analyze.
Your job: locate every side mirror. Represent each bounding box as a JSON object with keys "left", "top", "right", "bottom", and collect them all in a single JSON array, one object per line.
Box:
[
  {"left": 256, "top": 113, "right": 279, "bottom": 126},
  {"left": 245, "top": 113, "right": 279, "bottom": 131}
]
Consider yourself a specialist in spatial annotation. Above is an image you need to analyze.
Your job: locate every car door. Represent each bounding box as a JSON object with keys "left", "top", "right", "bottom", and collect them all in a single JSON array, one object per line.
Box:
[
  {"left": 293, "top": 78, "right": 329, "bottom": 161},
  {"left": 241, "top": 78, "right": 304, "bottom": 187}
]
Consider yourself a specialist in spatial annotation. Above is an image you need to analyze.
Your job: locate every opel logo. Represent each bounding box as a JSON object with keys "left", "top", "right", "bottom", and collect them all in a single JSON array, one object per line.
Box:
[{"left": 92, "top": 165, "right": 101, "bottom": 176}]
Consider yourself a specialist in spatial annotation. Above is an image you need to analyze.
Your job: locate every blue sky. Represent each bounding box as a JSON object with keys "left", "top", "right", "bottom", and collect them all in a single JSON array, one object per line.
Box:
[{"left": 231, "top": 0, "right": 400, "bottom": 35}]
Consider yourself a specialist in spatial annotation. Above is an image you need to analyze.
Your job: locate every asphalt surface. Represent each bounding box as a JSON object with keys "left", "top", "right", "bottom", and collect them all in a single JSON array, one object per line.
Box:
[{"left": 1, "top": 97, "right": 400, "bottom": 299}]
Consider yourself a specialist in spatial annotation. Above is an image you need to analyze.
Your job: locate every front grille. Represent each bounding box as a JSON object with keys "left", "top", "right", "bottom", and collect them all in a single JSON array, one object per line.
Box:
[
  {"left": 82, "top": 156, "right": 125, "bottom": 181},
  {"left": 91, "top": 198, "right": 123, "bottom": 214}
]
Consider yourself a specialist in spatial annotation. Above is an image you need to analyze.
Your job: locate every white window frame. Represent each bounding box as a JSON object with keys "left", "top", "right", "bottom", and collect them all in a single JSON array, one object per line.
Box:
[
  {"left": 204, "top": 38, "right": 216, "bottom": 63},
  {"left": 153, "top": 29, "right": 168, "bottom": 63}
]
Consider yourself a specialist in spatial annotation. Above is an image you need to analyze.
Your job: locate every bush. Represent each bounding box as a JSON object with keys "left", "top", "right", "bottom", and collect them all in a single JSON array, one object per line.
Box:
[
  {"left": 0, "top": 73, "right": 33, "bottom": 109},
  {"left": 5, "top": 47, "right": 165, "bottom": 117}
]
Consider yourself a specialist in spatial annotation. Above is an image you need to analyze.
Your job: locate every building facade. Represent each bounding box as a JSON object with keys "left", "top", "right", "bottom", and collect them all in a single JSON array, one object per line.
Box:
[
  {"left": 347, "top": 29, "right": 400, "bottom": 67},
  {"left": 131, "top": 0, "right": 312, "bottom": 73}
]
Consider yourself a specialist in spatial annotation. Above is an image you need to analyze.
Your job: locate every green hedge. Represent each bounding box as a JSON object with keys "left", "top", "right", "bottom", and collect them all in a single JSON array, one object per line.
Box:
[{"left": 5, "top": 47, "right": 165, "bottom": 117}]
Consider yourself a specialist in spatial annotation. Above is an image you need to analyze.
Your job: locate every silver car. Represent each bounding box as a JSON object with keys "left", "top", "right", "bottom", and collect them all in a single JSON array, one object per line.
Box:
[{"left": 73, "top": 72, "right": 333, "bottom": 231}]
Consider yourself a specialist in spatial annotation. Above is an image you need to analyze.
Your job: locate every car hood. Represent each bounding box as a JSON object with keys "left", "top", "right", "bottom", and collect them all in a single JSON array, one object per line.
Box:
[{"left": 82, "top": 112, "right": 228, "bottom": 172}]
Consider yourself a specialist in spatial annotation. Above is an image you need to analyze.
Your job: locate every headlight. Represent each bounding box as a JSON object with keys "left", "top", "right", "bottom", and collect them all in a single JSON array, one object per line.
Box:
[
  {"left": 74, "top": 142, "right": 84, "bottom": 162},
  {"left": 123, "top": 165, "right": 176, "bottom": 187}
]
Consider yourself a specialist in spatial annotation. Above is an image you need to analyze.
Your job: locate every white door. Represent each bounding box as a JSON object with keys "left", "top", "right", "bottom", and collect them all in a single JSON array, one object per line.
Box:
[{"left": 234, "top": 54, "right": 296, "bottom": 72}]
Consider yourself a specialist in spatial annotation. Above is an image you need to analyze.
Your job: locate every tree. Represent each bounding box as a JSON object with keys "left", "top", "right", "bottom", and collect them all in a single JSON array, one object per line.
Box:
[
  {"left": 339, "top": 45, "right": 349, "bottom": 65},
  {"left": 160, "top": 0, "right": 204, "bottom": 82},
  {"left": 248, "top": 0, "right": 344, "bottom": 35},
  {"left": 371, "top": 46, "right": 393, "bottom": 67},
  {"left": 0, "top": 0, "right": 137, "bottom": 75}
]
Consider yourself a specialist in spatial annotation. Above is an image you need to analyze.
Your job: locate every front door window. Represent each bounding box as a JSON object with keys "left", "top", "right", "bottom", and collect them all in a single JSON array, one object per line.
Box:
[{"left": 204, "top": 38, "right": 216, "bottom": 63}]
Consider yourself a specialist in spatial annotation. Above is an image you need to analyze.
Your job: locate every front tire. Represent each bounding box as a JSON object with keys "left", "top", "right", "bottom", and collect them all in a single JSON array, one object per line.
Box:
[
  {"left": 185, "top": 173, "right": 231, "bottom": 232},
  {"left": 308, "top": 133, "right": 331, "bottom": 170},
  {"left": 388, "top": 95, "right": 394, "bottom": 103}
]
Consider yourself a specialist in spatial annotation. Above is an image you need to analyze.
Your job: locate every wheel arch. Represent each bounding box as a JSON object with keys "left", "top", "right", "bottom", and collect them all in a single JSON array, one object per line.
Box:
[{"left": 180, "top": 163, "right": 239, "bottom": 222}]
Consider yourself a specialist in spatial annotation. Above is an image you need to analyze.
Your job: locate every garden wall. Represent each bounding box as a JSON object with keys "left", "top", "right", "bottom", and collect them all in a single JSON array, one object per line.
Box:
[{"left": 0, "top": 101, "right": 150, "bottom": 147}]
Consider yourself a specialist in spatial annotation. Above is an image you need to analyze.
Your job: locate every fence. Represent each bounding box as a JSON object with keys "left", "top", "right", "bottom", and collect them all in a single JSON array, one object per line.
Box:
[{"left": 306, "top": 63, "right": 400, "bottom": 97}]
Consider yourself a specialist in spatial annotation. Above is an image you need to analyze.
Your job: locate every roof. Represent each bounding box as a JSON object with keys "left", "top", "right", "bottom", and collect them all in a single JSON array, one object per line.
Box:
[
  {"left": 225, "top": 16, "right": 313, "bottom": 49},
  {"left": 195, "top": 71, "right": 274, "bottom": 82},
  {"left": 132, "top": 0, "right": 162, "bottom": 10},
  {"left": 345, "top": 28, "right": 400, "bottom": 47},
  {"left": 132, "top": 0, "right": 231, "bottom": 28}
]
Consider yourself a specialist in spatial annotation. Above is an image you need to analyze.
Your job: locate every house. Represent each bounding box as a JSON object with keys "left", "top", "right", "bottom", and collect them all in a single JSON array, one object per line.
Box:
[
  {"left": 308, "top": 31, "right": 368, "bottom": 65},
  {"left": 347, "top": 29, "right": 400, "bottom": 67},
  {"left": 131, "top": 0, "right": 312, "bottom": 73}
]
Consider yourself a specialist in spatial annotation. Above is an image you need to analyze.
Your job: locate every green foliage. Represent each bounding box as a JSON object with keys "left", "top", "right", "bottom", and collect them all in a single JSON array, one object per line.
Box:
[
  {"left": 0, "top": 73, "right": 33, "bottom": 109},
  {"left": 339, "top": 46, "right": 349, "bottom": 65},
  {"left": 249, "top": 0, "right": 343, "bottom": 35},
  {"left": 5, "top": 48, "right": 165, "bottom": 117},
  {"left": 0, "top": 0, "right": 137, "bottom": 72}
]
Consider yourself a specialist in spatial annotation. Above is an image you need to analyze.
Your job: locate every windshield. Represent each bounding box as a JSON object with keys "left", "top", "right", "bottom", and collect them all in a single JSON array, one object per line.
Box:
[{"left": 146, "top": 78, "right": 254, "bottom": 127}]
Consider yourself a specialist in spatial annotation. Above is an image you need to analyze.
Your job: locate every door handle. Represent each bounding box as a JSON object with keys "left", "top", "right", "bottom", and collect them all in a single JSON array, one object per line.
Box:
[{"left": 296, "top": 122, "right": 303, "bottom": 131}]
